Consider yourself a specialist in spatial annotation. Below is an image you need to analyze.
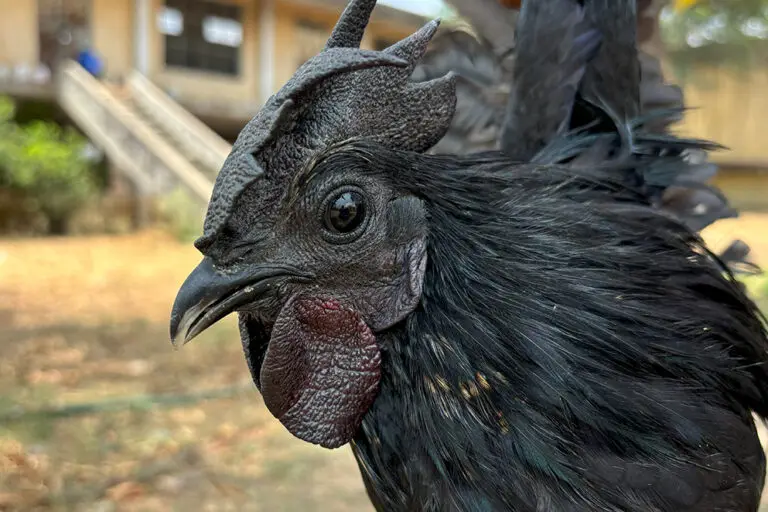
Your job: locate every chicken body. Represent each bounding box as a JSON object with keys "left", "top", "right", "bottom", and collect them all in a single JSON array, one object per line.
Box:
[
  {"left": 343, "top": 143, "right": 768, "bottom": 511},
  {"left": 169, "top": 0, "right": 768, "bottom": 510}
]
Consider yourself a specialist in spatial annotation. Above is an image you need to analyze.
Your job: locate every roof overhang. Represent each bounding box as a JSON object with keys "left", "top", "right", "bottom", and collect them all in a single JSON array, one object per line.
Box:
[{"left": 281, "top": 0, "right": 427, "bottom": 28}]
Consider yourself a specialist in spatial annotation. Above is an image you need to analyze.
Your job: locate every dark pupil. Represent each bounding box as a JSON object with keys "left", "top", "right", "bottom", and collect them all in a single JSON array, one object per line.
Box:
[{"left": 327, "top": 192, "right": 365, "bottom": 233}]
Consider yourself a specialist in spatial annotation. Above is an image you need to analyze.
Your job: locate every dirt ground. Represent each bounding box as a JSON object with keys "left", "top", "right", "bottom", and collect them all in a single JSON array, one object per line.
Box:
[
  {"left": 0, "top": 230, "right": 373, "bottom": 511},
  {"left": 0, "top": 213, "right": 766, "bottom": 511}
]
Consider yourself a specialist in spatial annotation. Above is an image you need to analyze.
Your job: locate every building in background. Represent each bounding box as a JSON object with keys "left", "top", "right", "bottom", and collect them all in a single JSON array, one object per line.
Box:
[
  {"left": 0, "top": 0, "right": 419, "bottom": 135},
  {"left": 673, "top": 66, "right": 768, "bottom": 213},
  {"left": 0, "top": 0, "right": 422, "bottom": 225}
]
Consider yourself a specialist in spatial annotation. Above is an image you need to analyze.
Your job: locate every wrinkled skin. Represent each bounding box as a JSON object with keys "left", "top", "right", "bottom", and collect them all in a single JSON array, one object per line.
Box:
[{"left": 175, "top": 146, "right": 429, "bottom": 448}]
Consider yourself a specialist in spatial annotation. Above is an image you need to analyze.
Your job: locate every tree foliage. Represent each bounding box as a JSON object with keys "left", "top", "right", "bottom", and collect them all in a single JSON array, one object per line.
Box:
[
  {"left": 662, "top": 0, "right": 768, "bottom": 70},
  {"left": 0, "top": 96, "right": 97, "bottom": 234}
]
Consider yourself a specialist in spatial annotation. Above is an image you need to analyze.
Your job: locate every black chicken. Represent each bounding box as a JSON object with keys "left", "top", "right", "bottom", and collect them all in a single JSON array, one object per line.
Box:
[{"left": 170, "top": 0, "right": 768, "bottom": 510}]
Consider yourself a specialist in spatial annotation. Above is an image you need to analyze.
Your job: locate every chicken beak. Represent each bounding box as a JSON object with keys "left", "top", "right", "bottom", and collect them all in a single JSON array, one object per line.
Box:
[{"left": 170, "top": 257, "right": 288, "bottom": 347}]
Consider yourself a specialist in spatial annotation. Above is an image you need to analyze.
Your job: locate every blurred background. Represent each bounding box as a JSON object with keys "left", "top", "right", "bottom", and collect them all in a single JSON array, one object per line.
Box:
[{"left": 0, "top": 0, "right": 766, "bottom": 510}]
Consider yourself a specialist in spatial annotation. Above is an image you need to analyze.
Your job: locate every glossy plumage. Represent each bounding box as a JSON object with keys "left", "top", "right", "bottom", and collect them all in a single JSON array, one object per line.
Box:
[
  {"left": 170, "top": 1, "right": 768, "bottom": 510},
  {"left": 346, "top": 139, "right": 768, "bottom": 510}
]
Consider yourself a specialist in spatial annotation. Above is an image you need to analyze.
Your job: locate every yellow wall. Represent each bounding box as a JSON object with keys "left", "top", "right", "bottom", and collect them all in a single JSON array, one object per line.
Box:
[
  {"left": 0, "top": 0, "right": 131, "bottom": 77},
  {"left": 712, "top": 170, "right": 768, "bottom": 213},
  {"left": 0, "top": 0, "right": 39, "bottom": 66},
  {"left": 674, "top": 66, "right": 768, "bottom": 166},
  {"left": 670, "top": 66, "right": 768, "bottom": 212},
  {"left": 92, "top": 0, "right": 134, "bottom": 79}
]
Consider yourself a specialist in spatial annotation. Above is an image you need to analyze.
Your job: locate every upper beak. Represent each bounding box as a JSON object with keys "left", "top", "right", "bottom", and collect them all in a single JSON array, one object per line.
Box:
[{"left": 170, "top": 257, "right": 290, "bottom": 347}]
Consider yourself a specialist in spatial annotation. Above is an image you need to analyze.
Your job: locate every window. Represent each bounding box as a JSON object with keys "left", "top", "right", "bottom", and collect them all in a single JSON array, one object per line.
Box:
[
  {"left": 157, "top": 7, "right": 183, "bottom": 36},
  {"left": 203, "top": 16, "right": 243, "bottom": 47},
  {"left": 162, "top": 0, "right": 243, "bottom": 76}
]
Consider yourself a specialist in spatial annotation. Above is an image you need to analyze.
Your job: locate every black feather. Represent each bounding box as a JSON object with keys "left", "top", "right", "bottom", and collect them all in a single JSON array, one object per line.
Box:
[
  {"left": 343, "top": 137, "right": 768, "bottom": 511},
  {"left": 716, "top": 240, "right": 762, "bottom": 277},
  {"left": 501, "top": 0, "right": 602, "bottom": 160},
  {"left": 410, "top": 5, "right": 760, "bottom": 277},
  {"left": 411, "top": 29, "right": 510, "bottom": 153}
]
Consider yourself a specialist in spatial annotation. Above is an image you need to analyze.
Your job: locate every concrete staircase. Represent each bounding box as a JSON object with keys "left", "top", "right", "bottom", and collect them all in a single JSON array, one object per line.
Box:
[{"left": 57, "top": 61, "right": 233, "bottom": 218}]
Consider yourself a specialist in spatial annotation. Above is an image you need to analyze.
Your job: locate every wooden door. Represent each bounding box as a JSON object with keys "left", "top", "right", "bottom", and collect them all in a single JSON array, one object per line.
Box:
[{"left": 38, "top": 0, "right": 91, "bottom": 73}]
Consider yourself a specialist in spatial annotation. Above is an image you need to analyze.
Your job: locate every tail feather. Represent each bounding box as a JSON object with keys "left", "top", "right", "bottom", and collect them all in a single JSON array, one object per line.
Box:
[
  {"left": 411, "top": 3, "right": 761, "bottom": 275},
  {"left": 719, "top": 240, "right": 762, "bottom": 276},
  {"left": 531, "top": 112, "right": 745, "bottom": 242},
  {"left": 578, "top": 0, "right": 641, "bottom": 149},
  {"left": 500, "top": 0, "right": 602, "bottom": 160}
]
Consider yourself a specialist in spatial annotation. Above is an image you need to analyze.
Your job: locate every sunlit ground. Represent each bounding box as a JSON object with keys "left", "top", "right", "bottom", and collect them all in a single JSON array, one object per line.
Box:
[
  {"left": 0, "top": 214, "right": 766, "bottom": 511},
  {"left": 0, "top": 231, "right": 372, "bottom": 511}
]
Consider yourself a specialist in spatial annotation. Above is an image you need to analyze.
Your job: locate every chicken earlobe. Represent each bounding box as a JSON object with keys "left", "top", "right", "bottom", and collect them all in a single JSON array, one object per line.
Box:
[
  {"left": 359, "top": 237, "right": 428, "bottom": 332},
  {"left": 260, "top": 296, "right": 381, "bottom": 449}
]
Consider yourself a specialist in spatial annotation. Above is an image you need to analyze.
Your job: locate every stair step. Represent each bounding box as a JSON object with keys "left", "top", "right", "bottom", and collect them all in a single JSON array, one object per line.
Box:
[{"left": 108, "top": 88, "right": 221, "bottom": 178}]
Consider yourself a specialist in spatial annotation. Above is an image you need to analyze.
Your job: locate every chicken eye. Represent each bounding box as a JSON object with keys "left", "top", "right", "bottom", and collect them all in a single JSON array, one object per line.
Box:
[{"left": 324, "top": 191, "right": 366, "bottom": 234}]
